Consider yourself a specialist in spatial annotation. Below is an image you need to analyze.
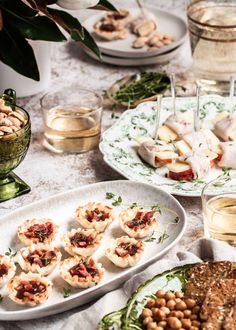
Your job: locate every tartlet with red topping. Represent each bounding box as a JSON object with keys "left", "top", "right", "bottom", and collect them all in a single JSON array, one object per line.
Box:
[
  {"left": 60, "top": 256, "right": 105, "bottom": 288},
  {"left": 76, "top": 202, "right": 115, "bottom": 233},
  {"left": 8, "top": 272, "right": 53, "bottom": 306},
  {"left": 62, "top": 228, "right": 102, "bottom": 257},
  {"left": 119, "top": 207, "right": 158, "bottom": 238},
  {"left": 17, "top": 219, "right": 58, "bottom": 246},
  {"left": 106, "top": 236, "right": 144, "bottom": 268},
  {"left": 18, "top": 244, "right": 62, "bottom": 276},
  {"left": 0, "top": 255, "right": 16, "bottom": 288}
]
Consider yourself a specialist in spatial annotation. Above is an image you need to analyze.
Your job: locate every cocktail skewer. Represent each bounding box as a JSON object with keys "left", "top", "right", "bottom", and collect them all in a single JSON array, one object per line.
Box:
[
  {"left": 154, "top": 94, "right": 162, "bottom": 141},
  {"left": 192, "top": 82, "right": 201, "bottom": 152},
  {"left": 170, "top": 73, "right": 176, "bottom": 116},
  {"left": 136, "top": 0, "right": 145, "bottom": 15},
  {"left": 229, "top": 75, "right": 235, "bottom": 115}
]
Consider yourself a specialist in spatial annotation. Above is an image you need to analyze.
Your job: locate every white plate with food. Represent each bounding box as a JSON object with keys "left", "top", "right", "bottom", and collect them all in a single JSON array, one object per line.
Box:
[
  {"left": 0, "top": 181, "right": 186, "bottom": 320},
  {"left": 83, "top": 45, "right": 181, "bottom": 66},
  {"left": 100, "top": 95, "right": 236, "bottom": 197},
  {"left": 83, "top": 7, "right": 188, "bottom": 58}
]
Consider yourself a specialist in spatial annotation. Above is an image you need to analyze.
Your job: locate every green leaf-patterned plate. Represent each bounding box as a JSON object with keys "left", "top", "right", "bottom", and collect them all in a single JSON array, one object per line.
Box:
[{"left": 100, "top": 95, "right": 236, "bottom": 197}]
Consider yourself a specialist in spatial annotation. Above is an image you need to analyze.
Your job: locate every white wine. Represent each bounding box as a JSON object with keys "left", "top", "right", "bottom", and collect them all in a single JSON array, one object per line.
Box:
[
  {"left": 188, "top": 2, "right": 236, "bottom": 93},
  {"left": 203, "top": 195, "right": 236, "bottom": 245},
  {"left": 44, "top": 105, "right": 101, "bottom": 153}
]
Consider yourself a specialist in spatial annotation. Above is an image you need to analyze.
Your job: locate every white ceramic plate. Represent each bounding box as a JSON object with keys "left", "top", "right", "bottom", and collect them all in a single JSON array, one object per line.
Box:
[
  {"left": 83, "top": 7, "right": 188, "bottom": 59},
  {"left": 100, "top": 95, "right": 236, "bottom": 197},
  {"left": 0, "top": 181, "right": 186, "bottom": 320},
  {"left": 83, "top": 45, "right": 181, "bottom": 66}
]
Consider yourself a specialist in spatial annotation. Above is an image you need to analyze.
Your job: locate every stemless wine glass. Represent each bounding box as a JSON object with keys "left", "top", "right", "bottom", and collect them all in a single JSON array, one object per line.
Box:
[
  {"left": 41, "top": 86, "right": 103, "bottom": 154},
  {"left": 202, "top": 174, "right": 236, "bottom": 246},
  {"left": 0, "top": 106, "right": 31, "bottom": 202}
]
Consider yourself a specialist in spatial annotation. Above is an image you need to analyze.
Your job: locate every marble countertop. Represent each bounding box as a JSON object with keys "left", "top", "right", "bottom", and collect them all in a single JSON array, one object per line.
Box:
[{"left": 0, "top": 1, "right": 203, "bottom": 329}]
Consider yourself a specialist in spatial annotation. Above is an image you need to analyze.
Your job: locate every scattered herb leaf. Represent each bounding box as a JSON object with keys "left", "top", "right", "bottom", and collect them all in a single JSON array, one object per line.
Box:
[
  {"left": 151, "top": 204, "right": 162, "bottom": 214},
  {"left": 63, "top": 288, "right": 72, "bottom": 298},
  {"left": 106, "top": 192, "right": 122, "bottom": 206},
  {"left": 158, "top": 232, "right": 169, "bottom": 244},
  {"left": 130, "top": 202, "right": 138, "bottom": 209},
  {"left": 5, "top": 248, "right": 17, "bottom": 259},
  {"left": 0, "top": 295, "right": 3, "bottom": 303}
]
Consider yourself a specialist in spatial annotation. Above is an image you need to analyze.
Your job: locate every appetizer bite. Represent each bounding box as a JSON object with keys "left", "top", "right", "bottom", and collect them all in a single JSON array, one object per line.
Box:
[
  {"left": 138, "top": 138, "right": 178, "bottom": 168},
  {"left": 156, "top": 112, "right": 193, "bottom": 143},
  {"left": 17, "top": 219, "right": 58, "bottom": 245},
  {"left": 167, "top": 151, "right": 211, "bottom": 181},
  {"left": 106, "top": 10, "right": 132, "bottom": 27},
  {"left": 218, "top": 142, "right": 236, "bottom": 169},
  {"left": 106, "top": 236, "right": 144, "bottom": 268},
  {"left": 213, "top": 111, "right": 236, "bottom": 141},
  {"left": 0, "top": 255, "right": 16, "bottom": 288},
  {"left": 93, "top": 19, "right": 128, "bottom": 40},
  {"left": 61, "top": 228, "right": 102, "bottom": 257},
  {"left": 119, "top": 207, "right": 158, "bottom": 238},
  {"left": 76, "top": 202, "right": 115, "bottom": 232},
  {"left": 18, "top": 244, "right": 62, "bottom": 276},
  {"left": 131, "top": 12, "right": 157, "bottom": 37},
  {"left": 60, "top": 256, "right": 105, "bottom": 288},
  {"left": 8, "top": 272, "right": 53, "bottom": 306}
]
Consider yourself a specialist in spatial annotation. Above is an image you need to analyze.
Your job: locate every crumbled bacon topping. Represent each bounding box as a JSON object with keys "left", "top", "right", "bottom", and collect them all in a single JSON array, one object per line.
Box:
[
  {"left": 100, "top": 23, "right": 116, "bottom": 32},
  {"left": 108, "top": 12, "right": 128, "bottom": 20},
  {"left": 24, "top": 222, "right": 53, "bottom": 242},
  {"left": 125, "top": 211, "right": 156, "bottom": 231},
  {"left": 0, "top": 263, "right": 8, "bottom": 277},
  {"left": 86, "top": 208, "right": 110, "bottom": 223},
  {"left": 15, "top": 280, "right": 46, "bottom": 300},
  {"left": 69, "top": 258, "right": 97, "bottom": 278},
  {"left": 115, "top": 241, "right": 142, "bottom": 257},
  {"left": 26, "top": 249, "right": 57, "bottom": 267},
  {"left": 70, "top": 233, "right": 93, "bottom": 248}
]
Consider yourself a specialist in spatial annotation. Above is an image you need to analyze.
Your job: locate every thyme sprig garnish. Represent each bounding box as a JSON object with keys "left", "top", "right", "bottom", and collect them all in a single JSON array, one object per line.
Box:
[
  {"left": 63, "top": 287, "right": 72, "bottom": 298},
  {"left": 0, "top": 294, "right": 3, "bottom": 303},
  {"left": 106, "top": 192, "right": 122, "bottom": 206},
  {"left": 5, "top": 248, "right": 17, "bottom": 259}
]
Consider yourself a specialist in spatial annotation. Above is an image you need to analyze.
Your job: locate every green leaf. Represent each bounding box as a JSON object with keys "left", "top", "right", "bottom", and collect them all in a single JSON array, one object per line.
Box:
[
  {"left": 106, "top": 192, "right": 115, "bottom": 199},
  {"left": 6, "top": 14, "right": 66, "bottom": 41},
  {"left": 48, "top": 8, "right": 84, "bottom": 40},
  {"left": 0, "top": 0, "right": 37, "bottom": 18},
  {"left": 0, "top": 27, "right": 39, "bottom": 81},
  {"left": 77, "top": 27, "right": 101, "bottom": 60},
  {"left": 95, "top": 0, "right": 117, "bottom": 11}
]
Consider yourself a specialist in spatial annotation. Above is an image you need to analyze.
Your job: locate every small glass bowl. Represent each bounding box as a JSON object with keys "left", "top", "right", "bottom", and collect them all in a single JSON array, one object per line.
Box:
[{"left": 0, "top": 106, "right": 31, "bottom": 202}]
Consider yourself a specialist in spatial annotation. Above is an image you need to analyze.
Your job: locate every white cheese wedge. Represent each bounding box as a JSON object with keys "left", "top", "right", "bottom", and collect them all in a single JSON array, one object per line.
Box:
[
  {"left": 202, "top": 149, "right": 218, "bottom": 161},
  {"left": 155, "top": 151, "right": 178, "bottom": 161},
  {"left": 156, "top": 125, "right": 178, "bottom": 143},
  {"left": 212, "top": 111, "right": 229, "bottom": 125}
]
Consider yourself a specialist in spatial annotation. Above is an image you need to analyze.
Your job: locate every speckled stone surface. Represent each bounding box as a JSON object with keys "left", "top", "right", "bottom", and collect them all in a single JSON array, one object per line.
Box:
[{"left": 0, "top": 1, "right": 203, "bottom": 329}]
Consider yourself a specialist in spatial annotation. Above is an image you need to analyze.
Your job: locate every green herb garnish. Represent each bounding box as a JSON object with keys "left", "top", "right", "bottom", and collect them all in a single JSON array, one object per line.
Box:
[
  {"left": 5, "top": 248, "right": 17, "bottom": 259},
  {"left": 106, "top": 192, "right": 122, "bottom": 206},
  {"left": 158, "top": 232, "right": 169, "bottom": 244},
  {"left": 0, "top": 295, "right": 3, "bottom": 303},
  {"left": 63, "top": 288, "right": 72, "bottom": 298}
]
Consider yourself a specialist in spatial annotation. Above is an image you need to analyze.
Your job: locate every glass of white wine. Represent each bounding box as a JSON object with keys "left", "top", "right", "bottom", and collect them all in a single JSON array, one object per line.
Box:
[
  {"left": 41, "top": 86, "right": 103, "bottom": 153},
  {"left": 202, "top": 175, "right": 236, "bottom": 246}
]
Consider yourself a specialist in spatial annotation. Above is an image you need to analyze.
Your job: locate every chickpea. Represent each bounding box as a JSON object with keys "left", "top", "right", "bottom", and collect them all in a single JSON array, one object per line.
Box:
[
  {"left": 183, "top": 309, "right": 192, "bottom": 318},
  {"left": 143, "top": 316, "right": 153, "bottom": 326},
  {"left": 160, "top": 306, "right": 170, "bottom": 314},
  {"left": 168, "top": 316, "right": 182, "bottom": 329},
  {"left": 165, "top": 292, "right": 176, "bottom": 300},
  {"left": 189, "top": 327, "right": 198, "bottom": 330},
  {"left": 174, "top": 311, "right": 184, "bottom": 319},
  {"left": 175, "top": 291, "right": 184, "bottom": 298},
  {"left": 155, "top": 310, "right": 166, "bottom": 321},
  {"left": 181, "top": 318, "right": 192, "bottom": 329},
  {"left": 190, "top": 314, "right": 197, "bottom": 321},
  {"left": 147, "top": 321, "right": 157, "bottom": 329},
  {"left": 192, "top": 320, "right": 200, "bottom": 327},
  {"left": 155, "top": 298, "right": 166, "bottom": 308},
  {"left": 156, "top": 327, "right": 164, "bottom": 330},
  {"left": 156, "top": 289, "right": 166, "bottom": 298},
  {"left": 175, "top": 298, "right": 182, "bottom": 303},
  {"left": 176, "top": 301, "right": 187, "bottom": 311},
  {"left": 146, "top": 299, "right": 156, "bottom": 308},
  {"left": 167, "top": 299, "right": 176, "bottom": 310},
  {"left": 151, "top": 307, "right": 159, "bottom": 315},
  {"left": 184, "top": 298, "right": 196, "bottom": 309},
  {"left": 142, "top": 308, "right": 153, "bottom": 318},
  {"left": 158, "top": 321, "right": 167, "bottom": 327},
  {"left": 192, "top": 306, "right": 200, "bottom": 314}
]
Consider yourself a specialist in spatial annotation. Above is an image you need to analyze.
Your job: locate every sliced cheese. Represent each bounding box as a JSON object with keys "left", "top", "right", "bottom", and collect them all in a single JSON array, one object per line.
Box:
[
  {"left": 167, "top": 162, "right": 191, "bottom": 173},
  {"left": 175, "top": 140, "right": 192, "bottom": 156},
  {"left": 156, "top": 151, "right": 178, "bottom": 161},
  {"left": 156, "top": 125, "right": 178, "bottom": 143}
]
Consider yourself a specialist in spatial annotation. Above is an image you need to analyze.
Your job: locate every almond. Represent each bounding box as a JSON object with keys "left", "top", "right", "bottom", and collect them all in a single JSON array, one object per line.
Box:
[{"left": 0, "top": 126, "right": 13, "bottom": 133}]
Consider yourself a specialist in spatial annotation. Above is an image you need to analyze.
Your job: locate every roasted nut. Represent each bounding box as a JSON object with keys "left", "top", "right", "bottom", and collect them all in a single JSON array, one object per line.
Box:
[
  {"left": 0, "top": 113, "right": 6, "bottom": 120},
  {"left": 168, "top": 316, "right": 182, "bottom": 329},
  {"left": 133, "top": 37, "right": 148, "bottom": 48},
  {"left": 0, "top": 118, "right": 13, "bottom": 127},
  {"left": 8, "top": 116, "right": 21, "bottom": 127},
  {"left": 11, "top": 111, "right": 25, "bottom": 122},
  {"left": 0, "top": 105, "right": 12, "bottom": 114},
  {"left": 0, "top": 126, "right": 13, "bottom": 133},
  {"left": 11, "top": 126, "right": 19, "bottom": 132},
  {"left": 0, "top": 131, "right": 4, "bottom": 136}
]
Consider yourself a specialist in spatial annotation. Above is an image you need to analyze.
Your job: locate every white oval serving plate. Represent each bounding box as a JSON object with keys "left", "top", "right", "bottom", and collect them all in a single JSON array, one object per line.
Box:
[
  {"left": 100, "top": 95, "right": 236, "bottom": 197},
  {"left": 83, "top": 45, "right": 181, "bottom": 66},
  {"left": 83, "top": 7, "right": 188, "bottom": 59},
  {"left": 0, "top": 181, "right": 186, "bottom": 320}
]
